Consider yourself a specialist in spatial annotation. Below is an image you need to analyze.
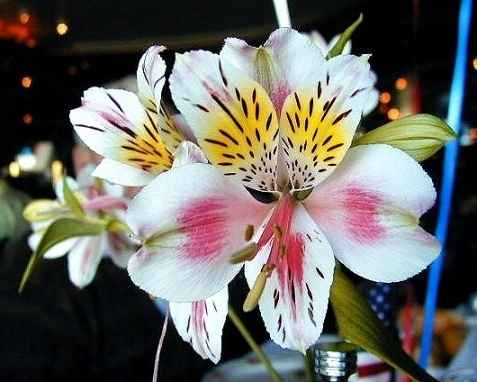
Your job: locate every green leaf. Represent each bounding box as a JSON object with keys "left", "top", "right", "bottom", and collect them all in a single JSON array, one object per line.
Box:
[
  {"left": 327, "top": 13, "right": 363, "bottom": 59},
  {"left": 18, "top": 217, "right": 105, "bottom": 293},
  {"left": 354, "top": 113, "right": 456, "bottom": 161},
  {"left": 330, "top": 267, "right": 438, "bottom": 382},
  {"left": 62, "top": 177, "right": 84, "bottom": 217},
  {"left": 0, "top": 180, "right": 30, "bottom": 240}
]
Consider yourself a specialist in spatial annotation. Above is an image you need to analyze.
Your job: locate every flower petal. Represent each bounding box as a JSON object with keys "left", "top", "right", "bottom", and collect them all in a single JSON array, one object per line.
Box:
[
  {"left": 127, "top": 163, "right": 270, "bottom": 301},
  {"left": 82, "top": 195, "right": 128, "bottom": 212},
  {"left": 279, "top": 54, "right": 374, "bottom": 190},
  {"left": 23, "top": 199, "right": 64, "bottom": 222},
  {"left": 92, "top": 158, "right": 155, "bottom": 187},
  {"left": 106, "top": 231, "right": 134, "bottom": 268},
  {"left": 220, "top": 28, "right": 326, "bottom": 111},
  {"left": 244, "top": 204, "right": 334, "bottom": 352},
  {"left": 136, "top": 46, "right": 186, "bottom": 151},
  {"left": 305, "top": 144, "right": 440, "bottom": 282},
  {"left": 170, "top": 50, "right": 280, "bottom": 192},
  {"left": 170, "top": 288, "right": 228, "bottom": 364},
  {"left": 155, "top": 103, "right": 186, "bottom": 152},
  {"left": 54, "top": 176, "right": 79, "bottom": 203},
  {"left": 70, "top": 87, "right": 173, "bottom": 175},
  {"left": 68, "top": 235, "right": 106, "bottom": 288},
  {"left": 363, "top": 86, "right": 379, "bottom": 116},
  {"left": 308, "top": 31, "right": 329, "bottom": 55},
  {"left": 172, "top": 141, "right": 208, "bottom": 168},
  {"left": 136, "top": 45, "right": 167, "bottom": 110}
]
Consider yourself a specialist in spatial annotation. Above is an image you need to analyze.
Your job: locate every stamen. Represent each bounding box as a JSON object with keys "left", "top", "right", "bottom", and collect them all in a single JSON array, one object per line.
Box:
[
  {"left": 293, "top": 188, "right": 313, "bottom": 201},
  {"left": 279, "top": 243, "right": 286, "bottom": 258},
  {"left": 229, "top": 242, "right": 258, "bottom": 264},
  {"left": 243, "top": 265, "right": 273, "bottom": 312},
  {"left": 244, "top": 224, "right": 255, "bottom": 241},
  {"left": 273, "top": 225, "right": 283, "bottom": 240}
]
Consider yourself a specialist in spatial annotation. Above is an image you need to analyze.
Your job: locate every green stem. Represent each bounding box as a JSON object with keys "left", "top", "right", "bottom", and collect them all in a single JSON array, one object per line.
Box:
[
  {"left": 105, "top": 217, "right": 133, "bottom": 236},
  {"left": 304, "top": 348, "right": 317, "bottom": 382},
  {"left": 228, "top": 305, "right": 285, "bottom": 382}
]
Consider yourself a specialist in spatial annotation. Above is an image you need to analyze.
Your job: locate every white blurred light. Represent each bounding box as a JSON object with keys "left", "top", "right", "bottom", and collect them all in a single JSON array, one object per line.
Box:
[
  {"left": 9, "top": 162, "right": 21, "bottom": 178},
  {"left": 17, "top": 148, "right": 37, "bottom": 171}
]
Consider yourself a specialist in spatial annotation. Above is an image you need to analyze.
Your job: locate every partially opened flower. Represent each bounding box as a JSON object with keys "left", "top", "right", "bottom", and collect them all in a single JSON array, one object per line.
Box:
[
  {"left": 69, "top": 46, "right": 187, "bottom": 187},
  {"left": 25, "top": 166, "right": 132, "bottom": 288},
  {"left": 126, "top": 29, "right": 440, "bottom": 354},
  {"left": 308, "top": 30, "right": 379, "bottom": 115}
]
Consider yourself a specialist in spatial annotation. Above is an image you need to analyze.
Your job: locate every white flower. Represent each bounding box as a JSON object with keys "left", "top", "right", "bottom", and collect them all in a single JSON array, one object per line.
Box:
[
  {"left": 69, "top": 46, "right": 189, "bottom": 187},
  {"left": 27, "top": 166, "right": 132, "bottom": 288}
]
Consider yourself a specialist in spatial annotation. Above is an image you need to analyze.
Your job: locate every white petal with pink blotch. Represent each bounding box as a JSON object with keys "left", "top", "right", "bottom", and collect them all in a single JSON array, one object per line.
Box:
[
  {"left": 170, "top": 288, "right": 228, "bottom": 364},
  {"left": 305, "top": 144, "right": 440, "bottom": 282},
  {"left": 245, "top": 204, "right": 334, "bottom": 353},
  {"left": 127, "top": 163, "right": 270, "bottom": 301}
]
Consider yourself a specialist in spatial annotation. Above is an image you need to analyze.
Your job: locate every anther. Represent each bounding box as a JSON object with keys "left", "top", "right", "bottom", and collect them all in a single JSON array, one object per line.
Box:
[
  {"left": 230, "top": 242, "right": 258, "bottom": 264},
  {"left": 293, "top": 188, "right": 313, "bottom": 201},
  {"left": 243, "top": 265, "right": 273, "bottom": 312},
  {"left": 244, "top": 224, "right": 255, "bottom": 241},
  {"left": 273, "top": 225, "right": 283, "bottom": 240}
]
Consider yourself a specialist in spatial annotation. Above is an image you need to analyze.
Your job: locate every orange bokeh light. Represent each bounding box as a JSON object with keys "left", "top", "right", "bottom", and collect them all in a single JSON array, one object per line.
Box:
[
  {"left": 473, "top": 58, "right": 477, "bottom": 71},
  {"left": 21, "top": 76, "right": 32, "bottom": 88},
  {"left": 56, "top": 22, "right": 68, "bottom": 36},
  {"left": 22, "top": 113, "right": 33, "bottom": 125},
  {"left": 395, "top": 77, "right": 408, "bottom": 91},
  {"left": 26, "top": 38, "right": 37, "bottom": 48},
  {"left": 19, "top": 12, "right": 31, "bottom": 25},
  {"left": 379, "top": 91, "right": 391, "bottom": 104},
  {"left": 387, "top": 108, "right": 400, "bottom": 120}
]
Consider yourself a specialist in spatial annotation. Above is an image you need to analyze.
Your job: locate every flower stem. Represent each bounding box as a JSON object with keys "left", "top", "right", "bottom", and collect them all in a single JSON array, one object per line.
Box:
[
  {"left": 228, "top": 305, "right": 285, "bottom": 382},
  {"left": 304, "top": 348, "right": 317, "bottom": 382}
]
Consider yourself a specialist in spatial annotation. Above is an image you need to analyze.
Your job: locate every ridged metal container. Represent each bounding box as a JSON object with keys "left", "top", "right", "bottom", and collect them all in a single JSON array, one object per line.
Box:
[{"left": 314, "top": 342, "right": 358, "bottom": 382}]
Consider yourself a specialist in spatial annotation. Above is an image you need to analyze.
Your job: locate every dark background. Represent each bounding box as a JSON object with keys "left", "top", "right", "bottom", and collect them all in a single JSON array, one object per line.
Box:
[{"left": 0, "top": 0, "right": 476, "bottom": 380}]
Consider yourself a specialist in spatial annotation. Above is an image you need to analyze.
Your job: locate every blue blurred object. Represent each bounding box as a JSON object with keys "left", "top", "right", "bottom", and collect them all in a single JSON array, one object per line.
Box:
[
  {"left": 367, "top": 283, "right": 395, "bottom": 329},
  {"left": 419, "top": 0, "right": 473, "bottom": 368}
]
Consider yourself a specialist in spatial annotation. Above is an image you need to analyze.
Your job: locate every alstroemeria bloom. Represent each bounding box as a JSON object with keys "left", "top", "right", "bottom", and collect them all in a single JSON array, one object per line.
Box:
[
  {"left": 69, "top": 46, "right": 187, "bottom": 187},
  {"left": 26, "top": 166, "right": 131, "bottom": 288},
  {"left": 308, "top": 30, "right": 379, "bottom": 116},
  {"left": 126, "top": 29, "right": 440, "bottom": 353}
]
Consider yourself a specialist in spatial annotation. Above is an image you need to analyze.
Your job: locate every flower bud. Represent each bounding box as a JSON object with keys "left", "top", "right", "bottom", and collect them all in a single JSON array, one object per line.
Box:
[{"left": 353, "top": 113, "right": 455, "bottom": 162}]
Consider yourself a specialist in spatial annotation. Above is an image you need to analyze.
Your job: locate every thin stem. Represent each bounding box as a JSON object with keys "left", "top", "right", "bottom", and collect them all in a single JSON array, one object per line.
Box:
[
  {"left": 304, "top": 348, "right": 317, "bottom": 382},
  {"left": 228, "top": 305, "right": 285, "bottom": 382}
]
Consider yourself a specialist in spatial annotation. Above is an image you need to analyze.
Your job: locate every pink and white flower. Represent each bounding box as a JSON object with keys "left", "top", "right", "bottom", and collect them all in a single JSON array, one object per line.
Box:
[
  {"left": 27, "top": 166, "right": 132, "bottom": 288},
  {"left": 69, "top": 46, "right": 188, "bottom": 187},
  {"left": 125, "top": 29, "right": 440, "bottom": 354}
]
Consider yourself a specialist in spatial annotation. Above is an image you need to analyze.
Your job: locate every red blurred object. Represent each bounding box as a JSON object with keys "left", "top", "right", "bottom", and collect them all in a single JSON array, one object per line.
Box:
[
  {"left": 401, "top": 286, "right": 417, "bottom": 382},
  {"left": 0, "top": 18, "right": 37, "bottom": 44}
]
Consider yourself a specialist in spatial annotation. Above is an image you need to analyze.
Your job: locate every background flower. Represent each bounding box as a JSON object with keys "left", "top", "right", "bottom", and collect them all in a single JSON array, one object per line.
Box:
[{"left": 69, "top": 46, "right": 186, "bottom": 187}]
